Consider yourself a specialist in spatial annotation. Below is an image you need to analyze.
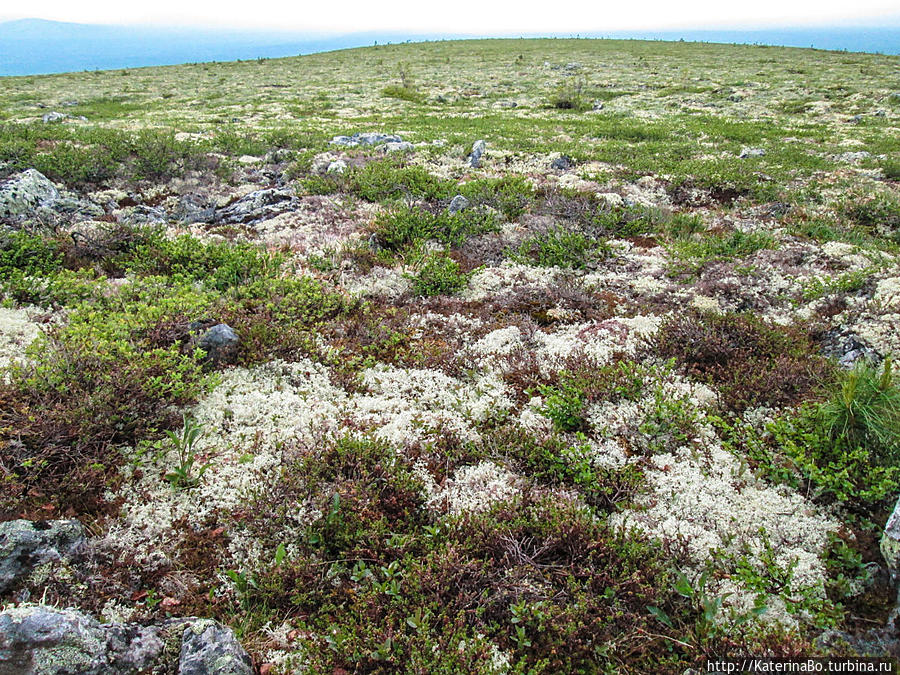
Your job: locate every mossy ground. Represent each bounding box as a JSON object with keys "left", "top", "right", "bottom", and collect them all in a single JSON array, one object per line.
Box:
[{"left": 0, "top": 38, "right": 899, "bottom": 674}]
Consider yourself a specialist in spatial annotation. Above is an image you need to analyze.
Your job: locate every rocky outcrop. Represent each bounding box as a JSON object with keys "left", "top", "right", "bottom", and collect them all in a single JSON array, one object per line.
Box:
[
  {"left": 178, "top": 619, "right": 254, "bottom": 675},
  {"left": 213, "top": 188, "right": 296, "bottom": 225},
  {"left": 330, "top": 132, "right": 403, "bottom": 147},
  {"left": 0, "top": 605, "right": 253, "bottom": 675},
  {"left": 0, "top": 520, "right": 86, "bottom": 594},
  {"left": 0, "top": 169, "right": 103, "bottom": 225}
]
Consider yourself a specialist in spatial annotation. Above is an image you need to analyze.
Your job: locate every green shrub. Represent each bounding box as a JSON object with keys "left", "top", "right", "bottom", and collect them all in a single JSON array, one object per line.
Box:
[
  {"left": 373, "top": 206, "right": 499, "bottom": 252},
  {"left": 547, "top": 78, "right": 591, "bottom": 112},
  {"left": 818, "top": 357, "right": 900, "bottom": 465},
  {"left": 304, "top": 160, "right": 452, "bottom": 203},
  {"left": 459, "top": 175, "right": 535, "bottom": 220},
  {"left": 382, "top": 85, "right": 424, "bottom": 103},
  {"left": 407, "top": 251, "right": 469, "bottom": 296},
  {"left": 515, "top": 227, "right": 610, "bottom": 269}
]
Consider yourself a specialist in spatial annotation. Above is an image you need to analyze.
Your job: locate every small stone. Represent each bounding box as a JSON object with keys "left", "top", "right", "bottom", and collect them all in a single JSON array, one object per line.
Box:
[
  {"left": 550, "top": 155, "right": 573, "bottom": 171},
  {"left": 468, "top": 140, "right": 486, "bottom": 168},
  {"left": 236, "top": 155, "right": 261, "bottom": 165},
  {"left": 738, "top": 147, "right": 766, "bottom": 158},
  {"left": 178, "top": 619, "right": 253, "bottom": 675},
  {"left": 196, "top": 324, "right": 239, "bottom": 367},
  {"left": 448, "top": 195, "right": 470, "bottom": 214}
]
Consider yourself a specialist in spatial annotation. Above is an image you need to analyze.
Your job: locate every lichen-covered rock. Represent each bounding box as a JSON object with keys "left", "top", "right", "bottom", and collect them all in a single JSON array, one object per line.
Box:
[
  {"left": 448, "top": 194, "right": 470, "bottom": 214},
  {"left": 178, "top": 619, "right": 253, "bottom": 675},
  {"left": 468, "top": 139, "right": 486, "bottom": 168},
  {"left": 330, "top": 132, "right": 403, "bottom": 147},
  {"left": 882, "top": 496, "right": 900, "bottom": 582},
  {"left": 213, "top": 188, "right": 295, "bottom": 225},
  {"left": 0, "top": 170, "right": 102, "bottom": 225},
  {"left": 195, "top": 323, "right": 240, "bottom": 367},
  {"left": 0, "top": 170, "right": 60, "bottom": 220},
  {"left": 0, "top": 605, "right": 165, "bottom": 675},
  {"left": 0, "top": 606, "right": 252, "bottom": 675},
  {"left": 0, "top": 520, "right": 86, "bottom": 594}
]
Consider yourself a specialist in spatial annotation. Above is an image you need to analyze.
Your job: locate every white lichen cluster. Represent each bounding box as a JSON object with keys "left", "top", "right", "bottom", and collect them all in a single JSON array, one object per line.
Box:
[{"left": 0, "top": 306, "right": 45, "bottom": 379}]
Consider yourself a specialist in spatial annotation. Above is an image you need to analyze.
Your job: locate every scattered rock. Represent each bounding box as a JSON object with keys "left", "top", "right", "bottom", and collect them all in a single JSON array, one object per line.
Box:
[
  {"left": 179, "top": 619, "right": 254, "bottom": 675},
  {"left": 236, "top": 155, "right": 261, "bottom": 165},
  {"left": 448, "top": 195, "right": 470, "bottom": 214},
  {"left": 383, "top": 141, "right": 414, "bottom": 153},
  {"left": 330, "top": 133, "right": 403, "bottom": 147},
  {"left": 170, "top": 194, "right": 216, "bottom": 225},
  {"left": 820, "top": 330, "right": 881, "bottom": 369},
  {"left": 213, "top": 188, "right": 295, "bottom": 225},
  {"left": 326, "top": 160, "right": 348, "bottom": 174},
  {"left": 118, "top": 204, "right": 167, "bottom": 226},
  {"left": 738, "top": 147, "right": 766, "bottom": 158},
  {"left": 0, "top": 605, "right": 252, "bottom": 675},
  {"left": 550, "top": 155, "right": 573, "bottom": 171},
  {"left": 194, "top": 323, "right": 240, "bottom": 367},
  {"left": 0, "top": 520, "right": 86, "bottom": 594},
  {"left": 468, "top": 140, "right": 486, "bottom": 168},
  {"left": 41, "top": 112, "right": 67, "bottom": 123},
  {"left": 493, "top": 101, "right": 517, "bottom": 109}
]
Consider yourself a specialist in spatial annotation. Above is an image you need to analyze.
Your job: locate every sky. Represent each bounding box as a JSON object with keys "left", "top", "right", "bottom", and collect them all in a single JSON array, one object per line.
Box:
[{"left": 1, "top": 0, "right": 899, "bottom": 33}]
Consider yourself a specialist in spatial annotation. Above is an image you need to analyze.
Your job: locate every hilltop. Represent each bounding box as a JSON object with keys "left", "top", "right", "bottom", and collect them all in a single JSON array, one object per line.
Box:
[{"left": 0, "top": 38, "right": 899, "bottom": 673}]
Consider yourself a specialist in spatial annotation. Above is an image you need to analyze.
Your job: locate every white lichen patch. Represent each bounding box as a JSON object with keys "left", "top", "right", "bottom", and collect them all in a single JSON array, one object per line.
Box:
[
  {"left": 425, "top": 461, "right": 522, "bottom": 515},
  {"left": 352, "top": 365, "right": 512, "bottom": 448},
  {"left": 610, "top": 441, "right": 841, "bottom": 627},
  {"left": 0, "top": 306, "right": 48, "bottom": 379}
]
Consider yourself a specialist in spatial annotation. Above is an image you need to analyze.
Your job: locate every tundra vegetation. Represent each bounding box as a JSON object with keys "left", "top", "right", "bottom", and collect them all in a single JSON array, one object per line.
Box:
[{"left": 0, "top": 38, "right": 899, "bottom": 673}]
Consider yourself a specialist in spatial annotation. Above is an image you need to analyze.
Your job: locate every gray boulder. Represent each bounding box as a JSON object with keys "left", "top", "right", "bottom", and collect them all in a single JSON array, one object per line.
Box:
[
  {"left": 738, "top": 147, "right": 766, "bottom": 159},
  {"left": 330, "top": 133, "right": 403, "bottom": 148},
  {"left": 178, "top": 619, "right": 253, "bottom": 675},
  {"left": 41, "top": 112, "right": 67, "bottom": 124},
  {"left": 467, "top": 140, "right": 486, "bottom": 168},
  {"left": 0, "top": 170, "right": 60, "bottom": 220},
  {"left": 550, "top": 155, "right": 573, "bottom": 171},
  {"left": 448, "top": 195, "right": 470, "bottom": 214},
  {"left": 0, "top": 170, "right": 102, "bottom": 225},
  {"left": 171, "top": 194, "right": 216, "bottom": 225},
  {"left": 213, "top": 188, "right": 295, "bottom": 225},
  {"left": 195, "top": 323, "right": 240, "bottom": 367},
  {"left": 0, "top": 605, "right": 253, "bottom": 675},
  {"left": 0, "top": 520, "right": 86, "bottom": 594}
]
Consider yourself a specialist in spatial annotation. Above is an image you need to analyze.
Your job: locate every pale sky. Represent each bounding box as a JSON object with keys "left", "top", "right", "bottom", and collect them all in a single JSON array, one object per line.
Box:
[{"left": 1, "top": 0, "right": 898, "bottom": 33}]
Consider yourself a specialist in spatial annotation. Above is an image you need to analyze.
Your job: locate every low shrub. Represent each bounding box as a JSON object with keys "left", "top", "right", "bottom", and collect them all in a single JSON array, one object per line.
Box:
[{"left": 655, "top": 310, "right": 831, "bottom": 412}]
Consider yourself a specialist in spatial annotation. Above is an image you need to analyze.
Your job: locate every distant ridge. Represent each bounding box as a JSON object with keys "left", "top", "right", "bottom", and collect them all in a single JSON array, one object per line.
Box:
[{"left": 1, "top": 18, "right": 898, "bottom": 77}]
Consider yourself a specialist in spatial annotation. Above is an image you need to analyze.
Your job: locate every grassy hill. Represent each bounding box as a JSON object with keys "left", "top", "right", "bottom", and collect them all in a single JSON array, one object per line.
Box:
[{"left": 1, "top": 38, "right": 899, "bottom": 673}]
